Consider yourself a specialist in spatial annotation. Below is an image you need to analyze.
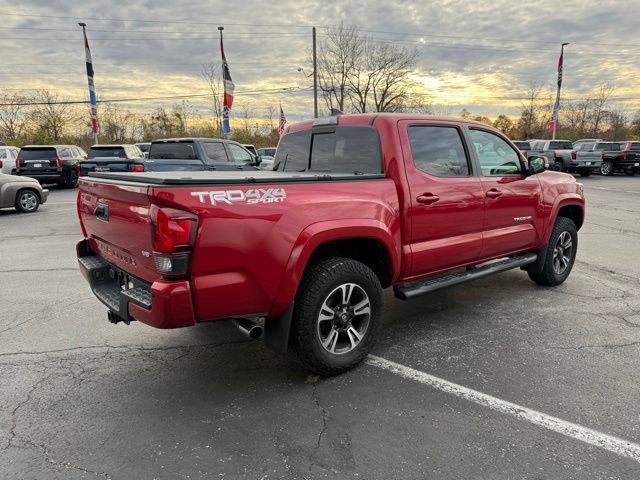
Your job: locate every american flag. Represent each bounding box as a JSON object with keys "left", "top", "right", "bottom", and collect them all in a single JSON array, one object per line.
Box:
[
  {"left": 278, "top": 104, "right": 286, "bottom": 135},
  {"left": 219, "top": 29, "right": 235, "bottom": 136},
  {"left": 80, "top": 24, "right": 99, "bottom": 139}
]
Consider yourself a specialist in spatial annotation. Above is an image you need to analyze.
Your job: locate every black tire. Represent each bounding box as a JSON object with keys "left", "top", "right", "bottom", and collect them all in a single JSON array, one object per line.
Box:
[
  {"left": 625, "top": 168, "right": 636, "bottom": 176},
  {"left": 65, "top": 169, "right": 79, "bottom": 188},
  {"left": 528, "top": 217, "right": 577, "bottom": 287},
  {"left": 551, "top": 161, "right": 564, "bottom": 172},
  {"left": 291, "top": 257, "right": 383, "bottom": 376},
  {"left": 14, "top": 189, "right": 40, "bottom": 213},
  {"left": 600, "top": 161, "right": 613, "bottom": 176},
  {"left": 579, "top": 169, "right": 591, "bottom": 177}
]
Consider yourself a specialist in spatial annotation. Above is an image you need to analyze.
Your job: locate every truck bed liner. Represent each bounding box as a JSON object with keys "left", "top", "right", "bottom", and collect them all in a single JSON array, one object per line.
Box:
[{"left": 88, "top": 170, "right": 385, "bottom": 185}]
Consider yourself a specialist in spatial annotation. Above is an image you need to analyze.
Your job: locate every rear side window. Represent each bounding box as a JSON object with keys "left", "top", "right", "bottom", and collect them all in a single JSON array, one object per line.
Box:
[
  {"left": 513, "top": 141, "right": 531, "bottom": 151},
  {"left": 629, "top": 143, "right": 640, "bottom": 151},
  {"left": 20, "top": 148, "right": 57, "bottom": 160},
  {"left": 408, "top": 125, "right": 470, "bottom": 177},
  {"left": 149, "top": 142, "right": 197, "bottom": 160},
  {"left": 549, "top": 141, "right": 573, "bottom": 150},
  {"left": 203, "top": 142, "right": 228, "bottom": 162},
  {"left": 274, "top": 131, "right": 309, "bottom": 172},
  {"left": 596, "top": 143, "right": 620, "bottom": 151},
  {"left": 89, "top": 147, "right": 126, "bottom": 158}
]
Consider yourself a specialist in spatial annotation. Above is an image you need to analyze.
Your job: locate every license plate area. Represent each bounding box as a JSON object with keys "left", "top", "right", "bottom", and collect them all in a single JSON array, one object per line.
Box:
[
  {"left": 586, "top": 162, "right": 592, "bottom": 166},
  {"left": 33, "top": 163, "right": 42, "bottom": 168},
  {"left": 95, "top": 166, "right": 110, "bottom": 172}
]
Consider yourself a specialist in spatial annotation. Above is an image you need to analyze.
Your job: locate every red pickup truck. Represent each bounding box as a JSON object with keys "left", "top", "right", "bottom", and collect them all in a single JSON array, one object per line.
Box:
[{"left": 76, "top": 114, "right": 585, "bottom": 375}]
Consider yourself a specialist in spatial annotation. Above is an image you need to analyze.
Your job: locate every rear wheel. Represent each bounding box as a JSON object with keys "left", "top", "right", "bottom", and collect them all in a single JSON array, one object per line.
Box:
[
  {"left": 600, "top": 161, "right": 613, "bottom": 176},
  {"left": 291, "top": 257, "right": 383, "bottom": 376},
  {"left": 14, "top": 189, "right": 40, "bottom": 213},
  {"left": 551, "top": 161, "right": 564, "bottom": 172},
  {"left": 528, "top": 217, "right": 577, "bottom": 287},
  {"left": 65, "top": 169, "right": 78, "bottom": 188}
]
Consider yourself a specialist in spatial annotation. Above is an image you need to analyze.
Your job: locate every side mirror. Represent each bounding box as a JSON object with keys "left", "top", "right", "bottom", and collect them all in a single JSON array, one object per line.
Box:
[{"left": 528, "top": 155, "right": 548, "bottom": 175}]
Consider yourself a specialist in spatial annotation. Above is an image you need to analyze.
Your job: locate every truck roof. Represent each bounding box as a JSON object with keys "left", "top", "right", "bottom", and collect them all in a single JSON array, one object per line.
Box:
[
  {"left": 151, "top": 137, "right": 234, "bottom": 143},
  {"left": 287, "top": 113, "right": 498, "bottom": 134}
]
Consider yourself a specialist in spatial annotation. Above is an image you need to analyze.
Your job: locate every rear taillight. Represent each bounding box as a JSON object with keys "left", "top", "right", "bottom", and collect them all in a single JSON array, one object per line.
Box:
[
  {"left": 55, "top": 157, "right": 63, "bottom": 168},
  {"left": 149, "top": 205, "right": 198, "bottom": 276},
  {"left": 129, "top": 164, "right": 144, "bottom": 172},
  {"left": 571, "top": 151, "right": 576, "bottom": 160},
  {"left": 77, "top": 191, "right": 87, "bottom": 237},
  {"left": 0, "top": 160, "right": 3, "bottom": 168},
  {"left": 15, "top": 157, "right": 21, "bottom": 169}
]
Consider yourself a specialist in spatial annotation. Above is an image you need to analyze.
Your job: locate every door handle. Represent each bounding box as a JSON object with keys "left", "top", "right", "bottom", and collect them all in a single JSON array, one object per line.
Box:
[
  {"left": 416, "top": 193, "right": 440, "bottom": 205},
  {"left": 486, "top": 189, "right": 503, "bottom": 199}
]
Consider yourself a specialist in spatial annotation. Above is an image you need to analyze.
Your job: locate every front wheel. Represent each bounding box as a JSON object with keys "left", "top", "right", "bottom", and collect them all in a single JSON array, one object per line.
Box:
[
  {"left": 291, "top": 257, "right": 383, "bottom": 376},
  {"left": 65, "top": 169, "right": 79, "bottom": 188},
  {"left": 15, "top": 189, "right": 40, "bottom": 213},
  {"left": 528, "top": 217, "right": 577, "bottom": 286}
]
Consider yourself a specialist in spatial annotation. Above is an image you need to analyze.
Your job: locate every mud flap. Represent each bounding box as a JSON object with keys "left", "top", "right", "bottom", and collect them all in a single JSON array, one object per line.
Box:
[{"left": 264, "top": 303, "right": 294, "bottom": 353}]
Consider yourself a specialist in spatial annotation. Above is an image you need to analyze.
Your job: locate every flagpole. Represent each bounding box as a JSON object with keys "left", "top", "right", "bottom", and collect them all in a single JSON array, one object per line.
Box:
[
  {"left": 79, "top": 22, "right": 99, "bottom": 145},
  {"left": 551, "top": 43, "right": 569, "bottom": 140}
]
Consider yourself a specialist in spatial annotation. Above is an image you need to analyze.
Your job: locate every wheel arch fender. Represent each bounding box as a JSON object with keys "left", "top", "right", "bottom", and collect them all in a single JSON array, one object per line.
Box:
[
  {"left": 545, "top": 196, "right": 584, "bottom": 244},
  {"left": 270, "top": 219, "right": 401, "bottom": 317}
]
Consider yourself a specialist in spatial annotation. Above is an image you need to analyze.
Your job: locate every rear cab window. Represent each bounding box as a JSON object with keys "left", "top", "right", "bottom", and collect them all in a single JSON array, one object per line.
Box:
[
  {"left": 549, "top": 141, "right": 573, "bottom": 150},
  {"left": 595, "top": 143, "right": 620, "bottom": 152},
  {"left": 628, "top": 143, "right": 640, "bottom": 151},
  {"left": 149, "top": 142, "right": 198, "bottom": 160},
  {"left": 203, "top": 142, "right": 229, "bottom": 162},
  {"left": 89, "top": 147, "right": 126, "bottom": 158},
  {"left": 275, "top": 126, "right": 382, "bottom": 174},
  {"left": 513, "top": 141, "right": 531, "bottom": 151}
]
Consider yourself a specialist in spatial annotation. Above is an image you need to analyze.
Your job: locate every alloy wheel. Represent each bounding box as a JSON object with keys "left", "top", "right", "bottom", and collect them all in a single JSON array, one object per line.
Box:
[{"left": 553, "top": 231, "right": 573, "bottom": 275}]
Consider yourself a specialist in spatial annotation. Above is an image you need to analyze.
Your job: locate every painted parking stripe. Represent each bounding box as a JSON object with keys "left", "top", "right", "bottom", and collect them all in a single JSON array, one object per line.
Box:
[{"left": 367, "top": 355, "right": 640, "bottom": 463}]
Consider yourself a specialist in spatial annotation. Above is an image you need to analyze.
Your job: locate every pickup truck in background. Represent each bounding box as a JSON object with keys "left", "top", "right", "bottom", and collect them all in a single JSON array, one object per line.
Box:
[
  {"left": 512, "top": 141, "right": 532, "bottom": 158},
  {"left": 145, "top": 138, "right": 261, "bottom": 172},
  {"left": 530, "top": 139, "right": 602, "bottom": 176},
  {"left": 76, "top": 114, "right": 585, "bottom": 376},
  {"left": 79, "top": 144, "right": 146, "bottom": 176},
  {"left": 589, "top": 141, "right": 639, "bottom": 176}
]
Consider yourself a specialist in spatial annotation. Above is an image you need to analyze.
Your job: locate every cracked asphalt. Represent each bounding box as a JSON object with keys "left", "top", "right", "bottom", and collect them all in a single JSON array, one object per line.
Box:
[{"left": 1, "top": 175, "right": 640, "bottom": 479}]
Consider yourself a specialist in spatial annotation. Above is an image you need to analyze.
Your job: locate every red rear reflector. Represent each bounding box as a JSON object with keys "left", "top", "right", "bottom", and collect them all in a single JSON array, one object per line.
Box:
[
  {"left": 56, "top": 157, "right": 63, "bottom": 168},
  {"left": 571, "top": 151, "right": 576, "bottom": 160},
  {"left": 149, "top": 205, "right": 197, "bottom": 254},
  {"left": 15, "top": 158, "right": 20, "bottom": 168}
]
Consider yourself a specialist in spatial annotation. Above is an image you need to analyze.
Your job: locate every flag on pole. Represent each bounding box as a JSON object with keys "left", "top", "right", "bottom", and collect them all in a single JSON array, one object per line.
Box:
[
  {"left": 219, "top": 28, "right": 235, "bottom": 136},
  {"left": 549, "top": 44, "right": 567, "bottom": 135},
  {"left": 80, "top": 24, "right": 99, "bottom": 141},
  {"left": 278, "top": 104, "right": 287, "bottom": 135}
]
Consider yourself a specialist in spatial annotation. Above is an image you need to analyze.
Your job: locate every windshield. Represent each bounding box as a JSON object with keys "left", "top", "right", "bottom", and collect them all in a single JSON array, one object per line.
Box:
[{"left": 148, "top": 142, "right": 198, "bottom": 160}]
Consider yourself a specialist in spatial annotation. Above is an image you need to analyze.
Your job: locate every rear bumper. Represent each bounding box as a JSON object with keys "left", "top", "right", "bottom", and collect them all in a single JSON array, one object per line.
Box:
[
  {"left": 19, "top": 173, "right": 63, "bottom": 183},
  {"left": 41, "top": 189, "right": 49, "bottom": 204},
  {"left": 76, "top": 239, "right": 196, "bottom": 329},
  {"left": 569, "top": 161, "right": 602, "bottom": 170}
]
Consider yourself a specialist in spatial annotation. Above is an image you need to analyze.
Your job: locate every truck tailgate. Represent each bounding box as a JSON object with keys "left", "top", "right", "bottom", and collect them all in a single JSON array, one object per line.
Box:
[{"left": 78, "top": 178, "right": 158, "bottom": 283}]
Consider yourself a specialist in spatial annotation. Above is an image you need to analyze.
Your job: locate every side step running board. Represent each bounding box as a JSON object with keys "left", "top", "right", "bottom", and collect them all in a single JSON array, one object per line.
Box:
[{"left": 394, "top": 253, "right": 537, "bottom": 300}]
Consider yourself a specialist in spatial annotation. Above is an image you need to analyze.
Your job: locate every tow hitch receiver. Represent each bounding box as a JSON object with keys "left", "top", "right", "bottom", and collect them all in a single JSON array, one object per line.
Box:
[{"left": 107, "top": 310, "right": 130, "bottom": 325}]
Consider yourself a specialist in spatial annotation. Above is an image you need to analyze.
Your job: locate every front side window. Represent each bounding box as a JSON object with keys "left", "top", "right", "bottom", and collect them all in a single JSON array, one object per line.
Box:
[
  {"left": 469, "top": 129, "right": 522, "bottom": 176},
  {"left": 228, "top": 144, "right": 252, "bottom": 163},
  {"left": 408, "top": 125, "right": 470, "bottom": 177}
]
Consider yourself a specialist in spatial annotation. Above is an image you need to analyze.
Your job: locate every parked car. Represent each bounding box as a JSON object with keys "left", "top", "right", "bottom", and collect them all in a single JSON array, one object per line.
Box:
[
  {"left": 530, "top": 139, "right": 602, "bottom": 176},
  {"left": 135, "top": 142, "right": 151, "bottom": 158},
  {"left": 0, "top": 173, "right": 48, "bottom": 213},
  {"left": 0, "top": 146, "right": 20, "bottom": 175},
  {"left": 617, "top": 141, "right": 640, "bottom": 175},
  {"left": 145, "top": 138, "right": 261, "bottom": 171},
  {"left": 77, "top": 113, "right": 584, "bottom": 375},
  {"left": 577, "top": 141, "right": 638, "bottom": 176},
  {"left": 257, "top": 147, "right": 277, "bottom": 170},
  {"left": 80, "top": 144, "right": 145, "bottom": 176},
  {"left": 512, "top": 141, "right": 532, "bottom": 158},
  {"left": 16, "top": 145, "right": 85, "bottom": 188}
]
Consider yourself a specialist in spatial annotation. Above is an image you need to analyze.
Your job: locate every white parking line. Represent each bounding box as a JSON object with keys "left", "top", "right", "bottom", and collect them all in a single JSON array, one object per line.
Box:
[{"left": 367, "top": 355, "right": 640, "bottom": 463}]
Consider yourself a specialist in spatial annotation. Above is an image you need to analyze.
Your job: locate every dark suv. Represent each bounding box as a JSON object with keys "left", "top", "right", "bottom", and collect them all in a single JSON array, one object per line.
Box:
[{"left": 16, "top": 145, "right": 86, "bottom": 188}]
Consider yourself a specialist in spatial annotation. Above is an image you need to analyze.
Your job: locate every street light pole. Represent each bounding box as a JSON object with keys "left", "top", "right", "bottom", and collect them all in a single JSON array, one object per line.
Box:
[{"left": 312, "top": 26, "right": 318, "bottom": 118}]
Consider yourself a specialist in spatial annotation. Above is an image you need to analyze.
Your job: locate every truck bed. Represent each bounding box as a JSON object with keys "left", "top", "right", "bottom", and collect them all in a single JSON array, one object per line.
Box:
[{"left": 89, "top": 170, "right": 385, "bottom": 185}]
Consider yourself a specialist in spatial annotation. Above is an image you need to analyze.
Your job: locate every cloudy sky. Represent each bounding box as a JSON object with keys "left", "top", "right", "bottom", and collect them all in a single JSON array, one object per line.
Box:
[{"left": 1, "top": 0, "right": 639, "bottom": 122}]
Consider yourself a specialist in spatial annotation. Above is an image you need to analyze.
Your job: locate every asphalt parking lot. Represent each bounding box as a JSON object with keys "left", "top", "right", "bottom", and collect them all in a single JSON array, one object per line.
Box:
[{"left": 1, "top": 175, "right": 640, "bottom": 479}]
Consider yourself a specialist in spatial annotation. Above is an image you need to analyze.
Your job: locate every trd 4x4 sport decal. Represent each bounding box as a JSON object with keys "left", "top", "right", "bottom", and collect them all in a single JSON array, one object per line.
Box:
[{"left": 191, "top": 188, "right": 286, "bottom": 206}]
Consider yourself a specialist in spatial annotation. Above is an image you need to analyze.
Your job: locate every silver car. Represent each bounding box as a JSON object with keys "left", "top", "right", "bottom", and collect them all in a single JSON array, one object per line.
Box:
[
  {"left": 0, "top": 146, "right": 20, "bottom": 174},
  {"left": 0, "top": 173, "right": 49, "bottom": 213}
]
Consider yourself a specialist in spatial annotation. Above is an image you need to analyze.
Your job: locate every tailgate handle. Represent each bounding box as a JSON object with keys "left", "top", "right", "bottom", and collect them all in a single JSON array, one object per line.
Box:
[{"left": 94, "top": 203, "right": 109, "bottom": 222}]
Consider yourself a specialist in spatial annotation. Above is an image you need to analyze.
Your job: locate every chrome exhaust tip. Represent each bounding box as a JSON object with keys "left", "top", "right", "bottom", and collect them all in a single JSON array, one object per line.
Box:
[{"left": 233, "top": 318, "right": 263, "bottom": 340}]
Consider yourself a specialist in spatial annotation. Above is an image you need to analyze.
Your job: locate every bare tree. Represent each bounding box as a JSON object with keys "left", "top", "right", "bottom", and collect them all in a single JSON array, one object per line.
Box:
[
  {"left": 368, "top": 42, "right": 419, "bottom": 112},
  {"left": 171, "top": 100, "right": 195, "bottom": 136},
  {"left": 562, "top": 99, "right": 592, "bottom": 138},
  {"left": 517, "top": 84, "right": 543, "bottom": 139},
  {"left": 0, "top": 92, "right": 31, "bottom": 141},
  {"left": 589, "top": 83, "right": 614, "bottom": 136},
  {"left": 317, "top": 23, "right": 363, "bottom": 113},
  {"left": 29, "top": 90, "right": 80, "bottom": 142},
  {"left": 100, "top": 103, "right": 134, "bottom": 143},
  {"left": 201, "top": 62, "right": 223, "bottom": 136}
]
